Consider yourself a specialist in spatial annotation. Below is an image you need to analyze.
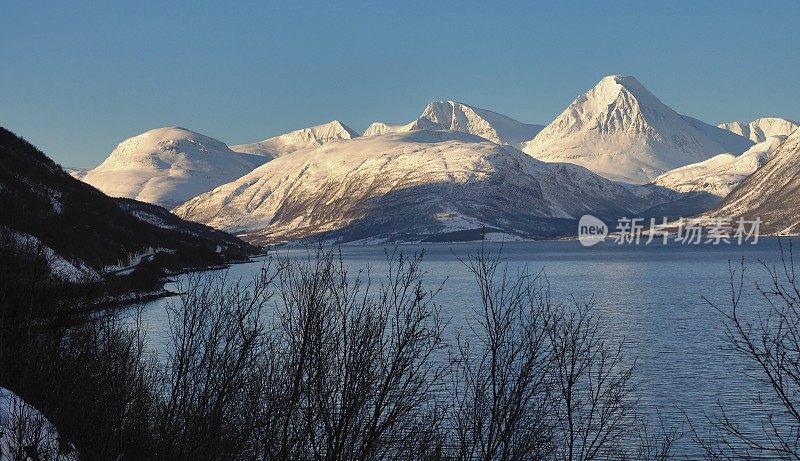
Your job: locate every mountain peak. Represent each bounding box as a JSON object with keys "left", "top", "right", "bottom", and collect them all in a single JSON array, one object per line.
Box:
[
  {"left": 363, "top": 122, "right": 413, "bottom": 137},
  {"left": 415, "top": 101, "right": 542, "bottom": 146},
  {"left": 703, "top": 128, "right": 800, "bottom": 234},
  {"left": 522, "top": 76, "right": 753, "bottom": 184},
  {"left": 80, "top": 128, "right": 264, "bottom": 208},
  {"left": 230, "top": 120, "right": 358, "bottom": 158},
  {"left": 598, "top": 74, "right": 643, "bottom": 87},
  {"left": 278, "top": 120, "right": 359, "bottom": 145},
  {"left": 362, "top": 101, "right": 542, "bottom": 148},
  {"left": 583, "top": 74, "right": 660, "bottom": 110},
  {"left": 105, "top": 127, "right": 235, "bottom": 162},
  {"left": 718, "top": 117, "right": 799, "bottom": 143}
]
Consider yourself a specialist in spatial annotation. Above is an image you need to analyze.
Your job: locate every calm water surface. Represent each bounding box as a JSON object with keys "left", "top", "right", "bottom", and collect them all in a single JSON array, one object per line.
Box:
[{"left": 138, "top": 238, "right": 795, "bottom": 457}]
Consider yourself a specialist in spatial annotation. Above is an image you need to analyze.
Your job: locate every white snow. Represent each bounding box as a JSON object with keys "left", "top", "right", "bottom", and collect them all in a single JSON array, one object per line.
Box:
[
  {"left": 230, "top": 120, "right": 359, "bottom": 159},
  {"left": 700, "top": 129, "right": 800, "bottom": 233},
  {"left": 174, "top": 130, "right": 648, "bottom": 242},
  {"left": 521, "top": 75, "right": 753, "bottom": 184},
  {"left": 65, "top": 167, "right": 87, "bottom": 180},
  {"left": 362, "top": 121, "right": 415, "bottom": 137},
  {"left": 102, "top": 247, "right": 174, "bottom": 275},
  {"left": 363, "top": 101, "right": 543, "bottom": 149},
  {"left": 718, "top": 117, "right": 799, "bottom": 143},
  {"left": 80, "top": 127, "right": 267, "bottom": 208},
  {"left": 7, "top": 229, "right": 100, "bottom": 282},
  {"left": 652, "top": 136, "right": 785, "bottom": 196}
]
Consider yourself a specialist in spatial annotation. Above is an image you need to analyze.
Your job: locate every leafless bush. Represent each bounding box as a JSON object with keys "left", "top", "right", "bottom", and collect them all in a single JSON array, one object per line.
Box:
[
  {"left": 548, "top": 300, "right": 637, "bottom": 461},
  {"left": 153, "top": 266, "right": 278, "bottom": 461},
  {"left": 0, "top": 382, "right": 77, "bottom": 461},
  {"left": 3, "top": 242, "right": 673, "bottom": 460},
  {"left": 450, "top": 248, "right": 555, "bottom": 460},
  {"left": 450, "top": 247, "right": 661, "bottom": 461},
  {"left": 254, "top": 248, "right": 448, "bottom": 460},
  {"left": 696, "top": 241, "right": 800, "bottom": 459}
]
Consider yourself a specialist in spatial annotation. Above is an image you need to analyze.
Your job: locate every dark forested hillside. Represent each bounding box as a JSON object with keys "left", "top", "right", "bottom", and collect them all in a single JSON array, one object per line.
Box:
[{"left": 0, "top": 127, "right": 258, "bottom": 275}]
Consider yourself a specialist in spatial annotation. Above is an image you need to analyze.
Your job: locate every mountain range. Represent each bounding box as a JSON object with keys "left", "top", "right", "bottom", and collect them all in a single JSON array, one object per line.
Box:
[
  {"left": 718, "top": 117, "right": 798, "bottom": 143},
  {"left": 701, "top": 128, "right": 800, "bottom": 234},
  {"left": 363, "top": 100, "right": 544, "bottom": 149},
  {"left": 173, "top": 130, "right": 653, "bottom": 243},
  {"left": 61, "top": 75, "right": 799, "bottom": 243},
  {"left": 230, "top": 120, "right": 359, "bottom": 158}
]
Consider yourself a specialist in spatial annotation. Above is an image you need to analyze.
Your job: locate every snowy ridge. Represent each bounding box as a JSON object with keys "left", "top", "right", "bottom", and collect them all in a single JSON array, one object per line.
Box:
[
  {"left": 363, "top": 101, "right": 543, "bottom": 148},
  {"left": 362, "top": 121, "right": 415, "bottom": 137},
  {"left": 718, "top": 117, "right": 799, "bottom": 143},
  {"left": 230, "top": 120, "right": 359, "bottom": 159},
  {"left": 652, "top": 136, "right": 785, "bottom": 197},
  {"left": 80, "top": 127, "right": 266, "bottom": 208},
  {"left": 174, "top": 130, "right": 650, "bottom": 244},
  {"left": 522, "top": 75, "right": 753, "bottom": 184},
  {"left": 701, "top": 129, "right": 800, "bottom": 233}
]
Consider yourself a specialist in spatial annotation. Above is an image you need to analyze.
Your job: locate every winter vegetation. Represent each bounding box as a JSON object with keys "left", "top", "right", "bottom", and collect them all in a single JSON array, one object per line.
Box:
[
  {"left": 5, "top": 230, "right": 800, "bottom": 459},
  {"left": 0, "top": 233, "right": 676, "bottom": 460}
]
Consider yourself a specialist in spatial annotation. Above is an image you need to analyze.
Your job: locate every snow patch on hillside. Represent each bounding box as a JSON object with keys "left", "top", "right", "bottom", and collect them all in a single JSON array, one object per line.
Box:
[{"left": 7, "top": 230, "right": 100, "bottom": 282}]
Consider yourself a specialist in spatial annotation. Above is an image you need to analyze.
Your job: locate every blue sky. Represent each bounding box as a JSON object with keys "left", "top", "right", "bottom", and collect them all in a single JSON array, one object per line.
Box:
[{"left": 2, "top": 1, "right": 798, "bottom": 167}]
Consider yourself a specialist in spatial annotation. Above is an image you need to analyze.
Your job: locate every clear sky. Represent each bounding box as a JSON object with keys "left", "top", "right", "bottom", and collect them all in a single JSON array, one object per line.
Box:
[{"left": 2, "top": 1, "right": 799, "bottom": 167}]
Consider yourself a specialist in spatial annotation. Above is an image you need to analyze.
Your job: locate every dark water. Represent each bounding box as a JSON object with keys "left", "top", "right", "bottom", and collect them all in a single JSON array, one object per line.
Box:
[{"left": 138, "top": 238, "right": 795, "bottom": 457}]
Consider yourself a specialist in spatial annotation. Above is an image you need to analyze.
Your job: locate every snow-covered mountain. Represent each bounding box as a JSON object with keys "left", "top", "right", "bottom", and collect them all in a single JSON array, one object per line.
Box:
[
  {"left": 652, "top": 135, "right": 785, "bottom": 197},
  {"left": 521, "top": 75, "right": 753, "bottom": 184},
  {"left": 363, "top": 101, "right": 543, "bottom": 148},
  {"left": 701, "top": 129, "right": 800, "bottom": 234},
  {"left": 174, "top": 130, "right": 651, "bottom": 244},
  {"left": 718, "top": 117, "right": 799, "bottom": 143},
  {"left": 230, "top": 120, "right": 359, "bottom": 159},
  {"left": 80, "top": 127, "right": 266, "bottom": 208},
  {"left": 362, "top": 121, "right": 415, "bottom": 137}
]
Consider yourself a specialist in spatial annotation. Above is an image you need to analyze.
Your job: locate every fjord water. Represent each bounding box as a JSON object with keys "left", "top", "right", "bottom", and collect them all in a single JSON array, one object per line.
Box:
[{"left": 140, "top": 238, "right": 791, "bottom": 455}]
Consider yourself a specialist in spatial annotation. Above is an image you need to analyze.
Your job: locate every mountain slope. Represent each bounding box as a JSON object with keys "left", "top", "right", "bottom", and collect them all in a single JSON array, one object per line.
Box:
[
  {"left": 362, "top": 121, "right": 415, "bottom": 137},
  {"left": 652, "top": 135, "right": 784, "bottom": 197},
  {"left": 230, "top": 120, "right": 359, "bottom": 159},
  {"left": 0, "top": 127, "right": 256, "bottom": 279},
  {"left": 522, "top": 75, "right": 753, "bottom": 184},
  {"left": 701, "top": 129, "right": 800, "bottom": 234},
  {"left": 174, "top": 130, "right": 652, "bottom": 244},
  {"left": 80, "top": 127, "right": 266, "bottom": 208},
  {"left": 363, "top": 101, "right": 543, "bottom": 148},
  {"left": 718, "top": 117, "right": 799, "bottom": 143}
]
